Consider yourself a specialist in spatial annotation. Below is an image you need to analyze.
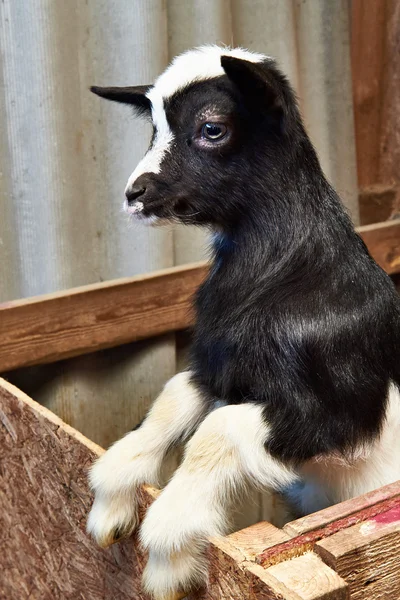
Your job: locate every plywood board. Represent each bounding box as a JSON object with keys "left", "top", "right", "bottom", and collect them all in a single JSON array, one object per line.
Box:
[{"left": 1, "top": 378, "right": 318, "bottom": 600}]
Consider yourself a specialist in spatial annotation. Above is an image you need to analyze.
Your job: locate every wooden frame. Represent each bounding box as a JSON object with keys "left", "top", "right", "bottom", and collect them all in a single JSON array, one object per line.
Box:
[{"left": 1, "top": 217, "right": 400, "bottom": 599}]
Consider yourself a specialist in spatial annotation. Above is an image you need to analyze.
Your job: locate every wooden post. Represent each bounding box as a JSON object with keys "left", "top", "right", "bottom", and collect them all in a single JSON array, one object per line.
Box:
[{"left": 352, "top": 0, "right": 400, "bottom": 223}]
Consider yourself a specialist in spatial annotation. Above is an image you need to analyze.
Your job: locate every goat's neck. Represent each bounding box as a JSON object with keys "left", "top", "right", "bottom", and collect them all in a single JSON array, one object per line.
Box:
[{"left": 210, "top": 178, "right": 352, "bottom": 288}]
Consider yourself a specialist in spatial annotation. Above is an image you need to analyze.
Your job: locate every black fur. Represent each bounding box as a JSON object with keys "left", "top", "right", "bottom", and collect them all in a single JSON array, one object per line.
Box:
[
  {"left": 91, "top": 85, "right": 152, "bottom": 117},
  {"left": 94, "top": 56, "right": 400, "bottom": 465}
]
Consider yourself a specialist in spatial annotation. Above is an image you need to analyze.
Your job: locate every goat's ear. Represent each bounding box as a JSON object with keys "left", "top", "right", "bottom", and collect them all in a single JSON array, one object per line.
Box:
[
  {"left": 220, "top": 56, "right": 280, "bottom": 111},
  {"left": 90, "top": 85, "right": 152, "bottom": 116}
]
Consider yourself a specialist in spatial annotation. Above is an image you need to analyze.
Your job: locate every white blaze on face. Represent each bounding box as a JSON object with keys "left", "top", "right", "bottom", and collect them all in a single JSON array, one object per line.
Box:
[
  {"left": 124, "top": 93, "right": 174, "bottom": 196},
  {"left": 124, "top": 45, "right": 267, "bottom": 214}
]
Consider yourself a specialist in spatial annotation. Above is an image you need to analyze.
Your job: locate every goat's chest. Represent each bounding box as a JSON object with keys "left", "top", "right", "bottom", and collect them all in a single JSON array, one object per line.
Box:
[{"left": 191, "top": 292, "right": 272, "bottom": 399}]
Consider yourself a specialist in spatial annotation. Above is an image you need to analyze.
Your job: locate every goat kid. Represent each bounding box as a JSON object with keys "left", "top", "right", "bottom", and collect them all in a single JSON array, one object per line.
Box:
[{"left": 88, "top": 46, "right": 400, "bottom": 600}]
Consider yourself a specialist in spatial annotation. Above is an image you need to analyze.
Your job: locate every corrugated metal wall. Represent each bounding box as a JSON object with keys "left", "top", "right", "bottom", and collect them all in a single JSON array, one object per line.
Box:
[{"left": 0, "top": 0, "right": 358, "bottom": 525}]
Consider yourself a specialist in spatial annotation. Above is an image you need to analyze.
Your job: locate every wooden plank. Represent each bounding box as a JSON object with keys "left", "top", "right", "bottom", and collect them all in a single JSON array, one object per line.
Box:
[
  {"left": 315, "top": 506, "right": 400, "bottom": 600},
  {"left": 227, "top": 521, "right": 290, "bottom": 561},
  {"left": 0, "top": 262, "right": 208, "bottom": 373},
  {"left": 265, "top": 553, "right": 349, "bottom": 600},
  {"left": 255, "top": 495, "right": 400, "bottom": 569},
  {"left": 206, "top": 537, "right": 302, "bottom": 600},
  {"left": 352, "top": 0, "right": 400, "bottom": 191},
  {"left": 209, "top": 536, "right": 349, "bottom": 600},
  {"left": 358, "top": 219, "right": 400, "bottom": 274},
  {"left": 359, "top": 184, "right": 400, "bottom": 225},
  {"left": 0, "top": 377, "right": 310, "bottom": 600},
  {"left": 285, "top": 479, "right": 400, "bottom": 537},
  {"left": 1, "top": 221, "right": 400, "bottom": 373},
  {"left": 351, "top": 0, "right": 387, "bottom": 188}
]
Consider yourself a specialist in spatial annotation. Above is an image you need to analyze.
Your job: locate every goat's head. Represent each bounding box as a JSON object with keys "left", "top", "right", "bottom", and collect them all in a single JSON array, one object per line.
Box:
[{"left": 92, "top": 46, "right": 304, "bottom": 229}]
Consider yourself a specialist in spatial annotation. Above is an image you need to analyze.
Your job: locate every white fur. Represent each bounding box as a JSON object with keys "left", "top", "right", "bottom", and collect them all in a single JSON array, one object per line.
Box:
[
  {"left": 124, "top": 92, "right": 174, "bottom": 194},
  {"left": 140, "top": 403, "right": 297, "bottom": 599},
  {"left": 123, "top": 198, "right": 160, "bottom": 225},
  {"left": 87, "top": 371, "right": 205, "bottom": 547},
  {"left": 88, "top": 373, "right": 400, "bottom": 597},
  {"left": 124, "top": 200, "right": 143, "bottom": 214},
  {"left": 294, "top": 382, "right": 400, "bottom": 514},
  {"left": 148, "top": 45, "right": 265, "bottom": 103},
  {"left": 124, "top": 46, "right": 267, "bottom": 203}
]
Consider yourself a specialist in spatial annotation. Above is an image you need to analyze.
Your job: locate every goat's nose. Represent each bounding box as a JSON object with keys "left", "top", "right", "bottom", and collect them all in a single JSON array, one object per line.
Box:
[{"left": 126, "top": 184, "right": 146, "bottom": 205}]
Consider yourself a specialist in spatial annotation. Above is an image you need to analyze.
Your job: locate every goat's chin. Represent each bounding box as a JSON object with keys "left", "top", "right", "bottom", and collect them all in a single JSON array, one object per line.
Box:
[{"left": 128, "top": 214, "right": 163, "bottom": 227}]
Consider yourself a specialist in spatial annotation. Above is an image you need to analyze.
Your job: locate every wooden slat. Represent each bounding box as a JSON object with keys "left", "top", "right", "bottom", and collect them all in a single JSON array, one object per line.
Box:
[
  {"left": 358, "top": 219, "right": 400, "bottom": 274},
  {"left": 315, "top": 505, "right": 400, "bottom": 600},
  {"left": 351, "top": 0, "right": 387, "bottom": 188},
  {"left": 255, "top": 495, "right": 400, "bottom": 569},
  {"left": 227, "top": 521, "right": 290, "bottom": 561},
  {"left": 284, "top": 479, "right": 400, "bottom": 537},
  {"left": 1, "top": 220, "right": 399, "bottom": 373},
  {"left": 0, "top": 262, "right": 208, "bottom": 373},
  {"left": 359, "top": 184, "right": 400, "bottom": 225},
  {"left": 352, "top": 0, "right": 400, "bottom": 192}
]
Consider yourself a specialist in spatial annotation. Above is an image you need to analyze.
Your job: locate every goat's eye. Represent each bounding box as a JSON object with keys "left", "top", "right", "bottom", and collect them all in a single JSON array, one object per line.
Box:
[{"left": 202, "top": 123, "right": 227, "bottom": 140}]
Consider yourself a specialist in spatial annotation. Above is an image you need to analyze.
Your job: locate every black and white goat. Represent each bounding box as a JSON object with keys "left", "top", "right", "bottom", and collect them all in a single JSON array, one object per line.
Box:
[{"left": 88, "top": 46, "right": 400, "bottom": 600}]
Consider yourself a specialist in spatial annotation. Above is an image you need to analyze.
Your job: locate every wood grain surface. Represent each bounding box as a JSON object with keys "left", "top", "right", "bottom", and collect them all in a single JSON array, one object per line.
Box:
[
  {"left": 358, "top": 220, "right": 400, "bottom": 274},
  {"left": 284, "top": 479, "right": 400, "bottom": 536},
  {"left": 265, "top": 553, "right": 348, "bottom": 600},
  {"left": 0, "top": 377, "right": 155, "bottom": 600},
  {"left": 255, "top": 495, "right": 400, "bottom": 570},
  {"left": 352, "top": 0, "right": 400, "bottom": 224},
  {"left": 1, "top": 220, "right": 399, "bottom": 374},
  {"left": 2, "top": 377, "right": 327, "bottom": 600},
  {"left": 315, "top": 505, "right": 400, "bottom": 600},
  {"left": 359, "top": 184, "right": 400, "bottom": 225},
  {"left": 351, "top": 0, "right": 388, "bottom": 188},
  {"left": 0, "top": 262, "right": 207, "bottom": 373}
]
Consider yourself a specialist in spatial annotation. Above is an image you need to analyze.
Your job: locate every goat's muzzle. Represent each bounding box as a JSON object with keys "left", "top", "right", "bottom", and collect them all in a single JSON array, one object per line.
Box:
[{"left": 126, "top": 184, "right": 146, "bottom": 204}]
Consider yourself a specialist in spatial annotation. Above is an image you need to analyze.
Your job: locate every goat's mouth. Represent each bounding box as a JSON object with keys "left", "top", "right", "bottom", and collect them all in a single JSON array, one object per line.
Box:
[
  {"left": 123, "top": 196, "right": 200, "bottom": 225},
  {"left": 125, "top": 200, "right": 145, "bottom": 216},
  {"left": 123, "top": 197, "right": 174, "bottom": 226}
]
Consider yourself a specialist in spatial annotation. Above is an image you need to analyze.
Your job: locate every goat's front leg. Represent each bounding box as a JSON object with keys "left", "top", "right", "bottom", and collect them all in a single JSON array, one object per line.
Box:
[
  {"left": 87, "top": 371, "right": 206, "bottom": 547},
  {"left": 140, "top": 403, "right": 298, "bottom": 600}
]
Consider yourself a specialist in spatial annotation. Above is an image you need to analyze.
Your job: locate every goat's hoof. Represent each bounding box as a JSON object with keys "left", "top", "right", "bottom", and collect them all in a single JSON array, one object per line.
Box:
[
  {"left": 87, "top": 494, "right": 138, "bottom": 548},
  {"left": 96, "top": 526, "right": 130, "bottom": 548}
]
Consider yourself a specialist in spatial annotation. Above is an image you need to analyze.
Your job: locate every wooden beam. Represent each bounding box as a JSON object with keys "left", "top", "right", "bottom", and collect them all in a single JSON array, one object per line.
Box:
[
  {"left": 359, "top": 184, "right": 400, "bottom": 225},
  {"left": 284, "top": 479, "right": 400, "bottom": 537},
  {"left": 255, "top": 495, "right": 400, "bottom": 569},
  {"left": 358, "top": 219, "right": 400, "bottom": 274},
  {"left": 0, "top": 262, "right": 208, "bottom": 373},
  {"left": 351, "top": 0, "right": 387, "bottom": 187},
  {"left": 352, "top": 0, "right": 400, "bottom": 190},
  {"left": 1, "top": 220, "right": 399, "bottom": 373},
  {"left": 315, "top": 506, "right": 400, "bottom": 599}
]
